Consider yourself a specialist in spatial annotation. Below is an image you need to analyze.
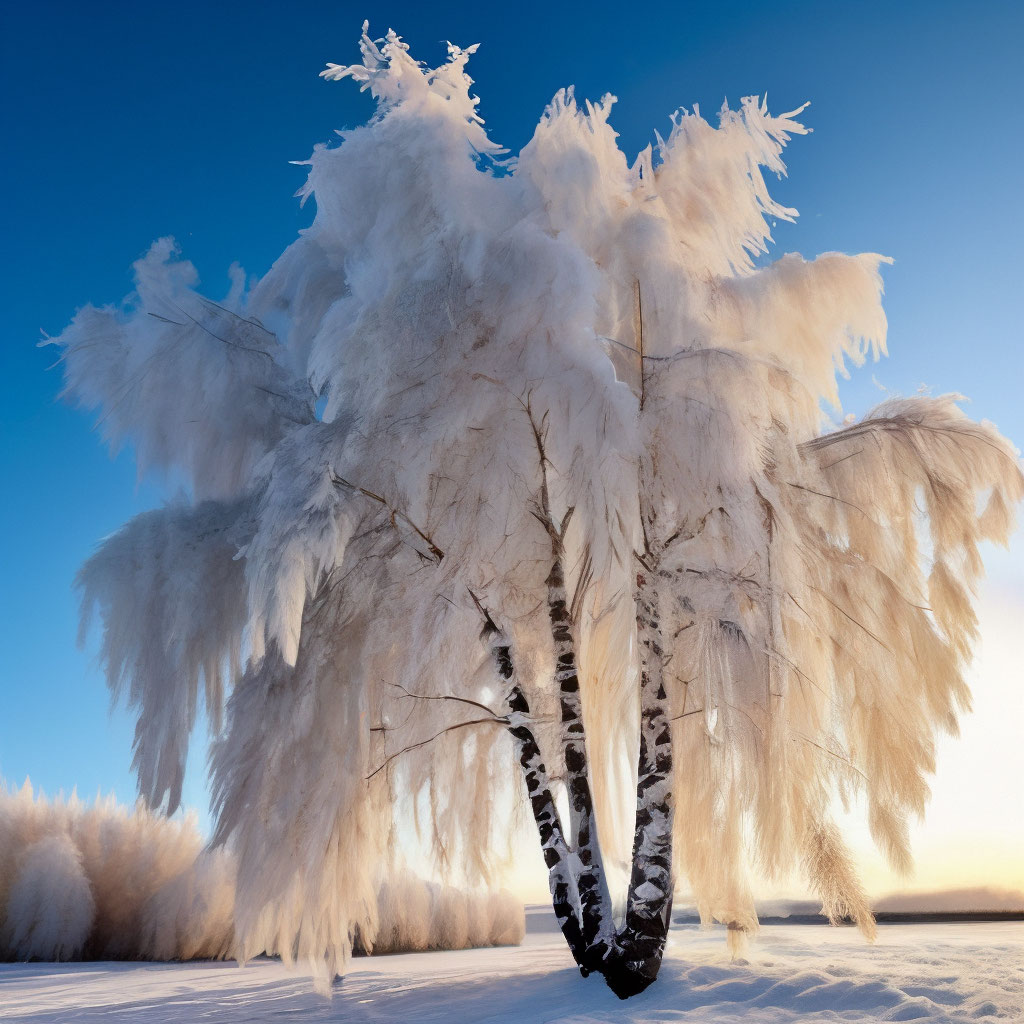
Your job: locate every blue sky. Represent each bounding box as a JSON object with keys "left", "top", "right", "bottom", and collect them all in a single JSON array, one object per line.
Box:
[{"left": 2, "top": 0, "right": 1022, "bottom": 863}]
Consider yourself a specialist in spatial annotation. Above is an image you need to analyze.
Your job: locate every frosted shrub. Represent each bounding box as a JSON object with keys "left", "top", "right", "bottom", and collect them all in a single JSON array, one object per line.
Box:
[
  {"left": 0, "top": 785, "right": 523, "bottom": 964},
  {"left": 0, "top": 783, "right": 215, "bottom": 961},
  {"left": 4, "top": 834, "right": 95, "bottom": 961}
]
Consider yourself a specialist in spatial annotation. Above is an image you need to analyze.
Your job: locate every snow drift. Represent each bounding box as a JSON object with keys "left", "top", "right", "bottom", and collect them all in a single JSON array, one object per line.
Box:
[{"left": 0, "top": 783, "right": 523, "bottom": 963}]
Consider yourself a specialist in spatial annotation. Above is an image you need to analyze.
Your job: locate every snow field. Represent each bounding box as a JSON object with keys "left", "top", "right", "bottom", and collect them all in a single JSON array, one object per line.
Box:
[{"left": 1, "top": 917, "right": 1019, "bottom": 1023}]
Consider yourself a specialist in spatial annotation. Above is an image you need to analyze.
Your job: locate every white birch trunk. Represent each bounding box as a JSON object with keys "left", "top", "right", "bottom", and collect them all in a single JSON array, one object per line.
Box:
[
  {"left": 544, "top": 554, "right": 615, "bottom": 971},
  {"left": 480, "top": 618, "right": 589, "bottom": 968},
  {"left": 605, "top": 563, "right": 676, "bottom": 998}
]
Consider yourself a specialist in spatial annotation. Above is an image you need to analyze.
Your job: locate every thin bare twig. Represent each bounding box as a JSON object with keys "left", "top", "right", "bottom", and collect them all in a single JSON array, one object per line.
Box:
[
  {"left": 365, "top": 717, "right": 508, "bottom": 781},
  {"left": 793, "top": 734, "right": 869, "bottom": 783},
  {"left": 669, "top": 707, "right": 704, "bottom": 722},
  {"left": 393, "top": 682, "right": 503, "bottom": 720},
  {"left": 786, "top": 482, "right": 876, "bottom": 523},
  {"left": 810, "top": 586, "right": 893, "bottom": 653},
  {"left": 331, "top": 471, "right": 445, "bottom": 563},
  {"left": 637, "top": 279, "right": 646, "bottom": 413}
]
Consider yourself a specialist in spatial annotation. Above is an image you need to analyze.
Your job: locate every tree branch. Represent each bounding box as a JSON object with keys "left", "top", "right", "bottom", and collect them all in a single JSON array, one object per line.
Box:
[
  {"left": 331, "top": 471, "right": 445, "bottom": 563},
  {"left": 393, "top": 681, "right": 504, "bottom": 720},
  {"left": 365, "top": 717, "right": 507, "bottom": 781}
]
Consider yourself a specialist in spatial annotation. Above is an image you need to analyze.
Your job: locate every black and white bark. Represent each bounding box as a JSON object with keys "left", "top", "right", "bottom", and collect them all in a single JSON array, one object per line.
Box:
[
  {"left": 544, "top": 553, "right": 614, "bottom": 971},
  {"left": 338, "top": 448, "right": 619, "bottom": 986},
  {"left": 473, "top": 601, "right": 589, "bottom": 970},
  {"left": 521, "top": 400, "right": 615, "bottom": 972},
  {"left": 607, "top": 562, "right": 675, "bottom": 997},
  {"left": 607, "top": 310, "right": 676, "bottom": 995}
]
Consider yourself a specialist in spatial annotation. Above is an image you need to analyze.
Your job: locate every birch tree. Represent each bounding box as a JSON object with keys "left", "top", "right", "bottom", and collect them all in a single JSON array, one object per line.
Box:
[{"left": 53, "top": 24, "right": 1022, "bottom": 998}]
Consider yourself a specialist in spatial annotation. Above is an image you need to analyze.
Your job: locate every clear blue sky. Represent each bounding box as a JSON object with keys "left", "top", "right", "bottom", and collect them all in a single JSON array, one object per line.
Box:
[{"left": 2, "top": 0, "right": 1022, "bottom": 835}]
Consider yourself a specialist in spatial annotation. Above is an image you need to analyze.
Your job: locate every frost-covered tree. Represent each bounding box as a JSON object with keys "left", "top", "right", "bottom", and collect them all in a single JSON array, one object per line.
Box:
[{"left": 53, "top": 24, "right": 1022, "bottom": 998}]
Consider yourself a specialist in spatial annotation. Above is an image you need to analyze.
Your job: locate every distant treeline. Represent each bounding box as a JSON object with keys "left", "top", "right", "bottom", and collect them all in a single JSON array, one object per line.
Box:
[{"left": 672, "top": 910, "right": 1024, "bottom": 926}]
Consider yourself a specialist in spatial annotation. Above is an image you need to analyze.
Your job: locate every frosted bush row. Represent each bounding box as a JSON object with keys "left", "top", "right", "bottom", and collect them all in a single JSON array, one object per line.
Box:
[{"left": 0, "top": 783, "right": 522, "bottom": 962}]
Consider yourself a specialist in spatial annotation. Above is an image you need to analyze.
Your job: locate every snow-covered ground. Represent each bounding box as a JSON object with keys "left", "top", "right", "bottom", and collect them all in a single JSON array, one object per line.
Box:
[{"left": 2, "top": 909, "right": 1020, "bottom": 1023}]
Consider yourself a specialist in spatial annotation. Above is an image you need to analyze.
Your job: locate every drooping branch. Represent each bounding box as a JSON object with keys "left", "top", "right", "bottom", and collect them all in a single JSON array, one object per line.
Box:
[{"left": 800, "top": 410, "right": 1019, "bottom": 465}]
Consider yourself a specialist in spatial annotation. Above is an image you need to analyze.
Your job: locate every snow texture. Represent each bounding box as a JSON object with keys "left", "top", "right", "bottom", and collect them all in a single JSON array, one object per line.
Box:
[
  {"left": 0, "top": 785, "right": 523, "bottom": 965},
  {"left": 1, "top": 911, "right": 1020, "bottom": 1023},
  {"left": 50, "top": 22, "right": 1023, "bottom": 988}
]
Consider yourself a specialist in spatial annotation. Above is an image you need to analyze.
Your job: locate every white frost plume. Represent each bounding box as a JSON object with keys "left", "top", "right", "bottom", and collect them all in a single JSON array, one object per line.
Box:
[
  {"left": 53, "top": 22, "right": 1021, "bottom": 989},
  {"left": 78, "top": 499, "right": 252, "bottom": 812},
  {"left": 52, "top": 238, "right": 314, "bottom": 501}
]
